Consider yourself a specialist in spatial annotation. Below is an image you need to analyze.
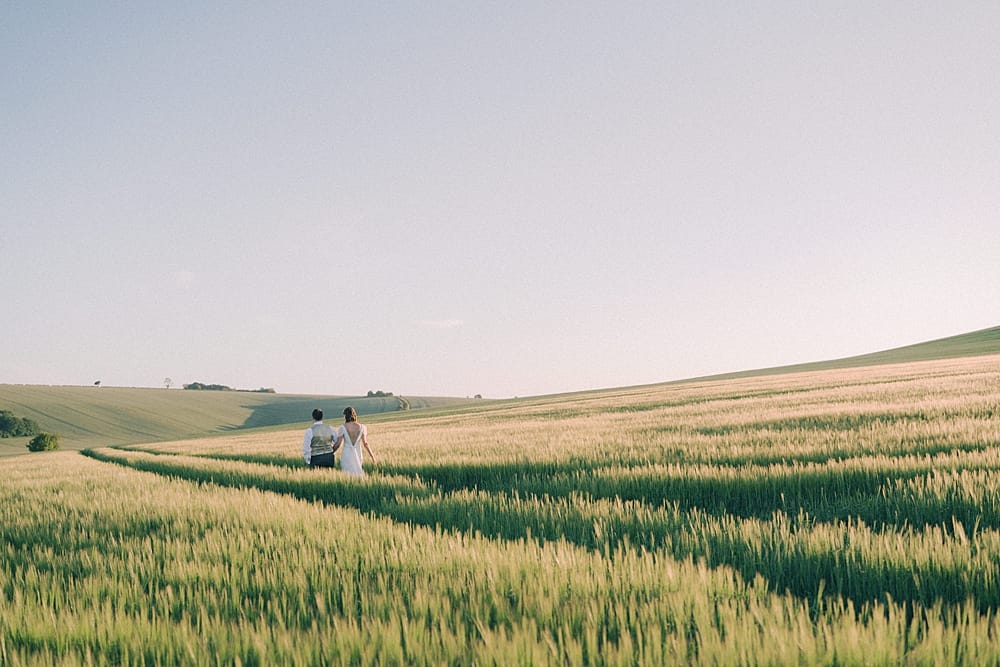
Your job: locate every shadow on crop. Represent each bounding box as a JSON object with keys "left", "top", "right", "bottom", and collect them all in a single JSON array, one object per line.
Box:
[{"left": 223, "top": 396, "right": 405, "bottom": 430}]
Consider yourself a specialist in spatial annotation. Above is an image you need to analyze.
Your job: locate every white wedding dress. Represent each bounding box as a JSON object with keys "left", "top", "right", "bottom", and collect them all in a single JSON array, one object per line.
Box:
[{"left": 338, "top": 424, "right": 366, "bottom": 476}]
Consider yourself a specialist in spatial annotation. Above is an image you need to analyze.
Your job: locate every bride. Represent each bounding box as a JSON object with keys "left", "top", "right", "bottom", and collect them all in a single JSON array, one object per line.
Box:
[{"left": 335, "top": 406, "right": 378, "bottom": 476}]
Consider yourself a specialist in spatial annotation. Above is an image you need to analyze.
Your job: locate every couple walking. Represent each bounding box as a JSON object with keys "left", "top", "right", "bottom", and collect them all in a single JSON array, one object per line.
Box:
[{"left": 302, "top": 406, "right": 377, "bottom": 475}]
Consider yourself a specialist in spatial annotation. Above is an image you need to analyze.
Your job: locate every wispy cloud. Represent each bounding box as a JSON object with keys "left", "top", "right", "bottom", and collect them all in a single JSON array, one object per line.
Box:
[{"left": 418, "top": 319, "right": 465, "bottom": 329}]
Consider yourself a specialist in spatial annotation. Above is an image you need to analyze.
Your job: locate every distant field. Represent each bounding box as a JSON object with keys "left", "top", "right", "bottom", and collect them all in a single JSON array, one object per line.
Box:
[
  {"left": 3, "top": 325, "right": 999, "bottom": 458},
  {"left": 698, "top": 324, "right": 1000, "bottom": 380},
  {"left": 5, "top": 354, "right": 1000, "bottom": 664},
  {"left": 0, "top": 385, "right": 472, "bottom": 456}
]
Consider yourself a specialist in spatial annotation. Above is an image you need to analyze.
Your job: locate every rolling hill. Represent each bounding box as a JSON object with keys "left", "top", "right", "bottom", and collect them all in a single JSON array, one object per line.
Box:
[
  {"left": 4, "top": 325, "right": 998, "bottom": 458},
  {"left": 693, "top": 325, "right": 1000, "bottom": 382},
  {"left": 0, "top": 386, "right": 471, "bottom": 456}
]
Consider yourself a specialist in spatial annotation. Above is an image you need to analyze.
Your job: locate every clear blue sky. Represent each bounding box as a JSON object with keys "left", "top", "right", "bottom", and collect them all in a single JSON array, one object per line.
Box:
[{"left": 2, "top": 3, "right": 998, "bottom": 398}]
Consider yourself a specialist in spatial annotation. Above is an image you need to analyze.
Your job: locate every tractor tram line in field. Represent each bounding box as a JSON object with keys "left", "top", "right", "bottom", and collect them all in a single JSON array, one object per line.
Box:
[
  {"left": 83, "top": 440, "right": 1000, "bottom": 616},
  {"left": 5, "top": 355, "right": 1000, "bottom": 664}
]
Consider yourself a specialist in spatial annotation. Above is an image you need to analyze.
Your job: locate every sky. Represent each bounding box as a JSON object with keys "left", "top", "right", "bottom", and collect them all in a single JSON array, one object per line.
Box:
[{"left": 2, "top": 2, "right": 998, "bottom": 399}]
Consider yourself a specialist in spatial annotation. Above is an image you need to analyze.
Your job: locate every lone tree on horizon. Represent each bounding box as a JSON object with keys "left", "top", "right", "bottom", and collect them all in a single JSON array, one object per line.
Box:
[{"left": 164, "top": 377, "right": 172, "bottom": 389}]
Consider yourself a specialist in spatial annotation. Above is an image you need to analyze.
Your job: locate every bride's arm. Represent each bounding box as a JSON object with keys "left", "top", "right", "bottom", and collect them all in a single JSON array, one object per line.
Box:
[{"left": 361, "top": 431, "right": 377, "bottom": 465}]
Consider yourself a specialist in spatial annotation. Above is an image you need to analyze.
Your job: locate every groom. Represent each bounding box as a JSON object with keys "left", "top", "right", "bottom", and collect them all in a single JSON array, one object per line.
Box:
[{"left": 302, "top": 408, "right": 338, "bottom": 468}]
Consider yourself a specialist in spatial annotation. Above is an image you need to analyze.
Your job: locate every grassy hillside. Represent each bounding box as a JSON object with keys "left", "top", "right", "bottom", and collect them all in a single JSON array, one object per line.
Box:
[
  {"left": 0, "top": 385, "right": 471, "bottom": 456},
  {"left": 4, "top": 325, "right": 997, "bottom": 457},
  {"left": 698, "top": 324, "right": 1000, "bottom": 381}
]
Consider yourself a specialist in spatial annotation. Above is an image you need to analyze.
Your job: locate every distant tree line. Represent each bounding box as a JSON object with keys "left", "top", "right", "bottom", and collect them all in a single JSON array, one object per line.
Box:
[
  {"left": 0, "top": 409, "right": 40, "bottom": 438},
  {"left": 184, "top": 382, "right": 234, "bottom": 391},
  {"left": 367, "top": 390, "right": 394, "bottom": 397},
  {"left": 183, "top": 382, "right": 275, "bottom": 393}
]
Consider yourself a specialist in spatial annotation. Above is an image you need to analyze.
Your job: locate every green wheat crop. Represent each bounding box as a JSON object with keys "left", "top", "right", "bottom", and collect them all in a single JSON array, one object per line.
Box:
[{"left": 3, "top": 355, "right": 1000, "bottom": 664}]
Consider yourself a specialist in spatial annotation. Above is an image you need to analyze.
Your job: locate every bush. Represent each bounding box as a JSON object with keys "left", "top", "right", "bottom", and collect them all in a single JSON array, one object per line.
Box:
[
  {"left": 26, "top": 432, "right": 61, "bottom": 452},
  {"left": 0, "top": 409, "right": 40, "bottom": 438}
]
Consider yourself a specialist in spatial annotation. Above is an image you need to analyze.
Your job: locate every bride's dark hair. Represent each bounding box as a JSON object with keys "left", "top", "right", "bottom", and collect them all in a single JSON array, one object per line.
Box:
[{"left": 343, "top": 406, "right": 358, "bottom": 423}]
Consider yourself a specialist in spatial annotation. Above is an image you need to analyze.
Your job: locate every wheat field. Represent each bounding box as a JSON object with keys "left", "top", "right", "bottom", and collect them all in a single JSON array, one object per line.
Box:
[{"left": 4, "top": 355, "right": 1000, "bottom": 664}]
